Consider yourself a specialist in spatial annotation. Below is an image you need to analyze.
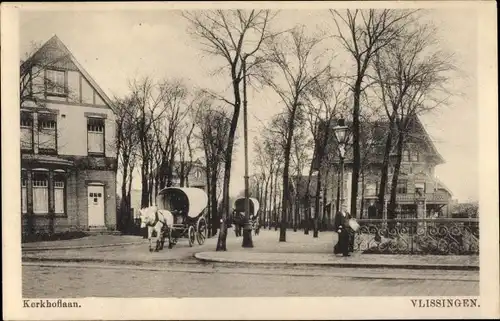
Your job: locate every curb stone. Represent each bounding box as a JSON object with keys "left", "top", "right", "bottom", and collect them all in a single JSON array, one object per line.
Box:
[
  {"left": 193, "top": 252, "right": 479, "bottom": 271},
  {"left": 21, "top": 241, "right": 147, "bottom": 252},
  {"left": 22, "top": 256, "right": 199, "bottom": 265}
]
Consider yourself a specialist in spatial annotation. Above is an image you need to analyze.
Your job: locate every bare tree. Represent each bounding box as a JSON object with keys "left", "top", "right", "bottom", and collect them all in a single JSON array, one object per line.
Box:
[
  {"left": 330, "top": 9, "right": 418, "bottom": 218},
  {"left": 125, "top": 77, "right": 177, "bottom": 208},
  {"left": 184, "top": 9, "right": 278, "bottom": 251},
  {"left": 252, "top": 137, "right": 272, "bottom": 228},
  {"left": 289, "top": 123, "right": 311, "bottom": 231},
  {"left": 371, "top": 20, "right": 456, "bottom": 220},
  {"left": 305, "top": 75, "right": 348, "bottom": 236},
  {"left": 150, "top": 79, "right": 193, "bottom": 196},
  {"left": 194, "top": 98, "right": 231, "bottom": 237},
  {"left": 114, "top": 96, "right": 140, "bottom": 231},
  {"left": 263, "top": 26, "right": 331, "bottom": 242}
]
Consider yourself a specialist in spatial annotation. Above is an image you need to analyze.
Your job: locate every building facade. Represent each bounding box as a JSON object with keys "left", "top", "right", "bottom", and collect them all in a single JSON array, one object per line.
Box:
[
  {"left": 303, "top": 116, "right": 454, "bottom": 224},
  {"left": 21, "top": 35, "right": 117, "bottom": 236}
]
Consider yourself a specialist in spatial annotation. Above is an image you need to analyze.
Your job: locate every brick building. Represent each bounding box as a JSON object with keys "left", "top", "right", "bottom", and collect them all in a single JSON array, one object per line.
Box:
[
  {"left": 293, "top": 116, "right": 454, "bottom": 227},
  {"left": 20, "top": 35, "right": 117, "bottom": 236}
]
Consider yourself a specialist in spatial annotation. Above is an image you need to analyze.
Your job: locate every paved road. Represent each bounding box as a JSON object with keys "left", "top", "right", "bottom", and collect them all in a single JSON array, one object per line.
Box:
[{"left": 23, "top": 262, "right": 478, "bottom": 298}]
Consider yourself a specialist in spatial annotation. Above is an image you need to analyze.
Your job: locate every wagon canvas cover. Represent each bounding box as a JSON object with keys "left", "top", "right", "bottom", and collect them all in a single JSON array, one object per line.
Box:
[
  {"left": 233, "top": 197, "right": 260, "bottom": 216},
  {"left": 156, "top": 187, "right": 208, "bottom": 218}
]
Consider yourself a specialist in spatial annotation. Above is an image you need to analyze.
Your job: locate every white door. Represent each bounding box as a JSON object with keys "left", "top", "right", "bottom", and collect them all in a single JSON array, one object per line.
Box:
[{"left": 88, "top": 185, "right": 105, "bottom": 227}]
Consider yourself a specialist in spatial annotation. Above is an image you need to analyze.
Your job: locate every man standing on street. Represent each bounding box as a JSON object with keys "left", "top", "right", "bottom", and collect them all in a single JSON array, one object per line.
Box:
[{"left": 333, "top": 205, "right": 351, "bottom": 257}]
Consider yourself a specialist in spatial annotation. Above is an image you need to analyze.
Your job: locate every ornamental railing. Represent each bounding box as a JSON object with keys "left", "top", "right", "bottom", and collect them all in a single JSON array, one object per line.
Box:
[{"left": 352, "top": 218, "right": 479, "bottom": 255}]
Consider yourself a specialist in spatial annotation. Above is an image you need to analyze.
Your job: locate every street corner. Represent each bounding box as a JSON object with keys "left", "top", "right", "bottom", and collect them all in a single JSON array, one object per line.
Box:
[{"left": 193, "top": 251, "right": 367, "bottom": 267}]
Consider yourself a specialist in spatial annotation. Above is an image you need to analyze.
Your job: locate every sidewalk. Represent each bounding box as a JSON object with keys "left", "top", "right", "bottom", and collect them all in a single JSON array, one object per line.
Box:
[
  {"left": 22, "top": 234, "right": 147, "bottom": 251},
  {"left": 194, "top": 229, "right": 479, "bottom": 271},
  {"left": 21, "top": 229, "right": 479, "bottom": 270}
]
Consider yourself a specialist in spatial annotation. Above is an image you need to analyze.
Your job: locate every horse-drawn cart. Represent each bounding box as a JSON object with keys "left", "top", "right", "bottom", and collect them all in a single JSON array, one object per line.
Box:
[
  {"left": 156, "top": 187, "right": 208, "bottom": 248},
  {"left": 232, "top": 197, "right": 260, "bottom": 236}
]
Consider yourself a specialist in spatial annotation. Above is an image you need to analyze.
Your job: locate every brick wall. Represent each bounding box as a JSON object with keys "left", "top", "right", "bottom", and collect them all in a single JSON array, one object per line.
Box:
[
  {"left": 22, "top": 168, "right": 116, "bottom": 234},
  {"left": 74, "top": 169, "right": 117, "bottom": 230}
]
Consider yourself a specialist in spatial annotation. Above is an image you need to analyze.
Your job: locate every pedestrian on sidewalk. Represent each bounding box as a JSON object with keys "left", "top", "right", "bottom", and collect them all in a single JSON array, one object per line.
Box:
[{"left": 333, "top": 205, "right": 351, "bottom": 257}]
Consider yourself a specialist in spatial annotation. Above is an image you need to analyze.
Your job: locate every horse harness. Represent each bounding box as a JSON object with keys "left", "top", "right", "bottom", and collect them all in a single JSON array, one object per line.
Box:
[{"left": 147, "top": 209, "right": 164, "bottom": 227}]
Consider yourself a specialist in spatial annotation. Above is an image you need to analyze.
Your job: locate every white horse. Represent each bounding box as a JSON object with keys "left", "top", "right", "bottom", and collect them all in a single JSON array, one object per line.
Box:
[{"left": 139, "top": 206, "right": 173, "bottom": 252}]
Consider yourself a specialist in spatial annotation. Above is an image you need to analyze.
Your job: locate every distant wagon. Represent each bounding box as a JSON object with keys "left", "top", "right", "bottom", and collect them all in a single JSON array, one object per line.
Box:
[
  {"left": 156, "top": 187, "right": 208, "bottom": 248},
  {"left": 231, "top": 197, "right": 260, "bottom": 237}
]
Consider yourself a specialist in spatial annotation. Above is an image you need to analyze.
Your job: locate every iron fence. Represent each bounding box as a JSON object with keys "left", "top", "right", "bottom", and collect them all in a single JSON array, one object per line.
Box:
[{"left": 352, "top": 218, "right": 479, "bottom": 255}]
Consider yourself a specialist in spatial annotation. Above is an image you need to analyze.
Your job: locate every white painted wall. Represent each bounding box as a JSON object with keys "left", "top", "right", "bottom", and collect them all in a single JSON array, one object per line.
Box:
[{"left": 51, "top": 102, "right": 116, "bottom": 157}]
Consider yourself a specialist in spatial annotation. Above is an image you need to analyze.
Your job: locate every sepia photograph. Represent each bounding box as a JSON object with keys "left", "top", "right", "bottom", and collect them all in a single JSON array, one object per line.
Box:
[{"left": 2, "top": 1, "right": 498, "bottom": 320}]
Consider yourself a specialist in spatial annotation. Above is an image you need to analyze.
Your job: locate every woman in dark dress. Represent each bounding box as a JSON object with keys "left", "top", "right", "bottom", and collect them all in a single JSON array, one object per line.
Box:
[{"left": 333, "top": 207, "right": 351, "bottom": 257}]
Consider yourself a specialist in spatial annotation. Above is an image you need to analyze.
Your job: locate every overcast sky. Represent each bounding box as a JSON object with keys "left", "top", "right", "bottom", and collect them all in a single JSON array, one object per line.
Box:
[{"left": 19, "top": 7, "right": 478, "bottom": 202}]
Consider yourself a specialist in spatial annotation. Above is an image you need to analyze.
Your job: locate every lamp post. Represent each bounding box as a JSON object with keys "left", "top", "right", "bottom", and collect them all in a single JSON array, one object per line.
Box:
[
  {"left": 333, "top": 119, "right": 349, "bottom": 212},
  {"left": 241, "top": 54, "right": 253, "bottom": 248}
]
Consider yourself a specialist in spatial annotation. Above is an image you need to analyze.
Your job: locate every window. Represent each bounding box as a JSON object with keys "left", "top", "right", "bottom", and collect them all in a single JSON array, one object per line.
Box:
[
  {"left": 21, "top": 112, "right": 33, "bottom": 151},
  {"left": 365, "top": 182, "right": 377, "bottom": 196},
  {"left": 45, "top": 69, "right": 66, "bottom": 96},
  {"left": 396, "top": 180, "right": 407, "bottom": 194},
  {"left": 87, "top": 118, "right": 105, "bottom": 154},
  {"left": 38, "top": 114, "right": 57, "bottom": 153},
  {"left": 32, "top": 172, "right": 49, "bottom": 214},
  {"left": 54, "top": 173, "right": 66, "bottom": 214},
  {"left": 21, "top": 172, "right": 27, "bottom": 214},
  {"left": 411, "top": 151, "right": 419, "bottom": 162},
  {"left": 403, "top": 150, "right": 410, "bottom": 162}
]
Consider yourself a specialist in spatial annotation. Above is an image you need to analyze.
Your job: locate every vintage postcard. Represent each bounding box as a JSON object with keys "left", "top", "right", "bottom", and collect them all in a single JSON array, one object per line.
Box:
[{"left": 2, "top": 1, "right": 498, "bottom": 320}]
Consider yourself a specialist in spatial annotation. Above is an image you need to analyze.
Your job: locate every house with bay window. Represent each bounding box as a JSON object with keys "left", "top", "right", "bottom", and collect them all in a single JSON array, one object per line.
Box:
[
  {"left": 20, "top": 35, "right": 117, "bottom": 236},
  {"left": 300, "top": 116, "right": 454, "bottom": 227}
]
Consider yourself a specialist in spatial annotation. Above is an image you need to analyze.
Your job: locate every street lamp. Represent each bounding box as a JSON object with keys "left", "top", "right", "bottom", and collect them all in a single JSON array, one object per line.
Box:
[
  {"left": 241, "top": 54, "right": 253, "bottom": 248},
  {"left": 333, "top": 118, "right": 349, "bottom": 213}
]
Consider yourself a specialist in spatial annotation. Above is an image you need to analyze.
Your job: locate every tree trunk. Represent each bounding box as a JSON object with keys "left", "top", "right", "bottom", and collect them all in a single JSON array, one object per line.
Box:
[
  {"left": 313, "top": 169, "right": 322, "bottom": 238},
  {"left": 180, "top": 160, "right": 186, "bottom": 187},
  {"left": 120, "top": 159, "right": 129, "bottom": 231},
  {"left": 389, "top": 129, "right": 405, "bottom": 220},
  {"left": 273, "top": 174, "right": 278, "bottom": 231},
  {"left": 304, "top": 162, "right": 314, "bottom": 235},
  {"left": 211, "top": 167, "right": 219, "bottom": 237},
  {"left": 268, "top": 171, "right": 274, "bottom": 230},
  {"left": 350, "top": 81, "right": 362, "bottom": 218},
  {"left": 377, "top": 123, "right": 394, "bottom": 218},
  {"left": 140, "top": 162, "right": 149, "bottom": 208},
  {"left": 263, "top": 177, "right": 269, "bottom": 229},
  {"left": 216, "top": 76, "right": 241, "bottom": 251},
  {"left": 360, "top": 170, "right": 365, "bottom": 219},
  {"left": 280, "top": 126, "right": 293, "bottom": 243}
]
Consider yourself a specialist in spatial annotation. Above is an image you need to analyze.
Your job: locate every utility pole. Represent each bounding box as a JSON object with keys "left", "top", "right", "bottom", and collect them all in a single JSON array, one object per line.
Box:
[{"left": 242, "top": 55, "right": 253, "bottom": 248}]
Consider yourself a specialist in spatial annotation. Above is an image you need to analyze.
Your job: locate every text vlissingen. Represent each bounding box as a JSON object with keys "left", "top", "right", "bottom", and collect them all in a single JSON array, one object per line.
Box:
[{"left": 411, "top": 298, "right": 479, "bottom": 308}]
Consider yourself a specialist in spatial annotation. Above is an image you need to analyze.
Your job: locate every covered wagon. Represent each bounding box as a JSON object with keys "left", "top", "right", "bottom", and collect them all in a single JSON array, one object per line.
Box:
[
  {"left": 231, "top": 197, "right": 260, "bottom": 236},
  {"left": 156, "top": 187, "right": 208, "bottom": 248}
]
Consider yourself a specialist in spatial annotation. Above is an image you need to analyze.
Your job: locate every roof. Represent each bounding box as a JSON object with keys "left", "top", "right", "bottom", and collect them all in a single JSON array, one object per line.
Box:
[
  {"left": 21, "top": 154, "right": 74, "bottom": 167},
  {"left": 435, "top": 177, "right": 453, "bottom": 196},
  {"left": 311, "top": 116, "right": 445, "bottom": 170},
  {"left": 22, "top": 35, "right": 115, "bottom": 113}
]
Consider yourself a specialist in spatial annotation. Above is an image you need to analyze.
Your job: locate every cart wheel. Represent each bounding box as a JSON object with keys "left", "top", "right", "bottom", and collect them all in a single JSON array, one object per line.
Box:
[
  {"left": 188, "top": 225, "right": 195, "bottom": 247},
  {"left": 196, "top": 216, "right": 208, "bottom": 245}
]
